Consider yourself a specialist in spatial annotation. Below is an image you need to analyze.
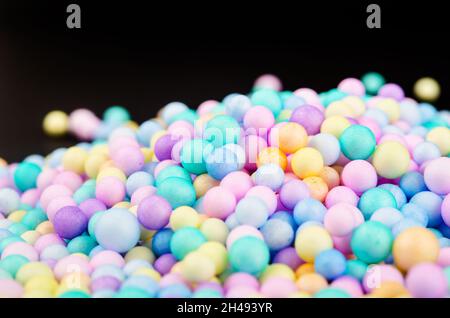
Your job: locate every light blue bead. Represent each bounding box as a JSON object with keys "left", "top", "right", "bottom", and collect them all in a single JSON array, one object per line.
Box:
[
  {"left": 283, "top": 95, "right": 305, "bottom": 110},
  {"left": 399, "top": 171, "right": 427, "bottom": 199},
  {"left": 235, "top": 196, "right": 269, "bottom": 228},
  {"left": 24, "top": 154, "right": 45, "bottom": 167},
  {"left": 0, "top": 188, "right": 21, "bottom": 216},
  {"left": 47, "top": 148, "right": 66, "bottom": 168},
  {"left": 158, "top": 283, "right": 191, "bottom": 298},
  {"left": 260, "top": 219, "right": 294, "bottom": 251},
  {"left": 250, "top": 89, "right": 283, "bottom": 116},
  {"left": 401, "top": 203, "right": 429, "bottom": 226},
  {"left": 223, "top": 94, "right": 252, "bottom": 122},
  {"left": 126, "top": 171, "right": 154, "bottom": 196},
  {"left": 293, "top": 198, "right": 326, "bottom": 225},
  {"left": 377, "top": 184, "right": 407, "bottom": 209},
  {"left": 270, "top": 211, "right": 297, "bottom": 230},
  {"left": 399, "top": 101, "right": 422, "bottom": 126},
  {"left": 413, "top": 142, "right": 441, "bottom": 165},
  {"left": 205, "top": 147, "right": 240, "bottom": 180},
  {"left": 136, "top": 120, "right": 163, "bottom": 147},
  {"left": 252, "top": 164, "right": 284, "bottom": 191},
  {"left": 392, "top": 218, "right": 424, "bottom": 237},
  {"left": 161, "top": 102, "right": 188, "bottom": 123},
  {"left": 308, "top": 133, "right": 340, "bottom": 166},
  {"left": 314, "top": 249, "right": 346, "bottom": 280},
  {"left": 419, "top": 103, "right": 437, "bottom": 122},
  {"left": 122, "top": 275, "right": 159, "bottom": 297},
  {"left": 370, "top": 207, "right": 404, "bottom": 228},
  {"left": 92, "top": 264, "right": 125, "bottom": 281},
  {"left": 363, "top": 108, "right": 389, "bottom": 127},
  {"left": 225, "top": 213, "right": 240, "bottom": 230},
  {"left": 410, "top": 191, "right": 443, "bottom": 227},
  {"left": 40, "top": 244, "right": 69, "bottom": 261},
  {"left": 89, "top": 245, "right": 106, "bottom": 258}
]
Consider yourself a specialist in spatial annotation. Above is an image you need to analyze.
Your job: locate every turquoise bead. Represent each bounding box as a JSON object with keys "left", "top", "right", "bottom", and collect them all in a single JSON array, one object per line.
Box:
[
  {"left": 8, "top": 223, "right": 29, "bottom": 236},
  {"left": 103, "top": 106, "right": 130, "bottom": 125},
  {"left": 170, "top": 227, "right": 206, "bottom": 260},
  {"left": 59, "top": 290, "right": 91, "bottom": 298},
  {"left": 180, "top": 139, "right": 214, "bottom": 175},
  {"left": 345, "top": 259, "right": 368, "bottom": 281},
  {"left": 358, "top": 188, "right": 397, "bottom": 219},
  {"left": 229, "top": 236, "right": 269, "bottom": 276},
  {"left": 155, "top": 165, "right": 191, "bottom": 187},
  {"left": 0, "top": 254, "right": 30, "bottom": 277},
  {"left": 13, "top": 162, "right": 42, "bottom": 192},
  {"left": 204, "top": 115, "right": 240, "bottom": 148},
  {"left": 21, "top": 208, "right": 47, "bottom": 230},
  {"left": 361, "top": 72, "right": 385, "bottom": 95},
  {"left": 156, "top": 177, "right": 196, "bottom": 209},
  {"left": 67, "top": 235, "right": 97, "bottom": 255},
  {"left": 339, "top": 125, "right": 376, "bottom": 160},
  {"left": 314, "top": 288, "right": 351, "bottom": 298},
  {"left": 115, "top": 287, "right": 150, "bottom": 298},
  {"left": 351, "top": 221, "right": 393, "bottom": 264},
  {"left": 250, "top": 89, "right": 282, "bottom": 116}
]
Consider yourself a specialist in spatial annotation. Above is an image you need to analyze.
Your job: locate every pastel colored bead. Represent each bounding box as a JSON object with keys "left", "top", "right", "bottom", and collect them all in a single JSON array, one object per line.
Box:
[
  {"left": 220, "top": 171, "right": 253, "bottom": 200},
  {"left": 372, "top": 141, "right": 410, "bottom": 179},
  {"left": 256, "top": 147, "right": 287, "bottom": 171},
  {"left": 53, "top": 206, "right": 88, "bottom": 239},
  {"left": 358, "top": 187, "right": 397, "bottom": 219},
  {"left": 14, "top": 162, "right": 42, "bottom": 192},
  {"left": 314, "top": 249, "right": 346, "bottom": 280},
  {"left": 200, "top": 218, "right": 228, "bottom": 244},
  {"left": 406, "top": 263, "right": 447, "bottom": 298},
  {"left": 203, "top": 186, "right": 236, "bottom": 219},
  {"left": 279, "top": 179, "right": 311, "bottom": 210},
  {"left": 339, "top": 125, "right": 376, "bottom": 160},
  {"left": 229, "top": 236, "right": 269, "bottom": 276},
  {"left": 290, "top": 105, "right": 324, "bottom": 135},
  {"left": 137, "top": 195, "right": 171, "bottom": 230},
  {"left": 413, "top": 77, "right": 441, "bottom": 102},
  {"left": 95, "top": 176, "right": 126, "bottom": 207},
  {"left": 324, "top": 203, "right": 363, "bottom": 237},
  {"left": 423, "top": 157, "right": 450, "bottom": 195},
  {"left": 351, "top": 221, "right": 393, "bottom": 264},
  {"left": 169, "top": 206, "right": 201, "bottom": 230},
  {"left": 341, "top": 160, "right": 377, "bottom": 194},
  {"left": 170, "top": 227, "right": 206, "bottom": 260},
  {"left": 156, "top": 177, "right": 196, "bottom": 209},
  {"left": 295, "top": 225, "right": 333, "bottom": 263},
  {"left": 426, "top": 127, "right": 450, "bottom": 156}
]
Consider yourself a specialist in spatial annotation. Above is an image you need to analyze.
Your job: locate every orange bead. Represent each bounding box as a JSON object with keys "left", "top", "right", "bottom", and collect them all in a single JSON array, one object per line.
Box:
[
  {"left": 257, "top": 147, "right": 287, "bottom": 171},
  {"left": 276, "top": 122, "right": 308, "bottom": 154},
  {"left": 296, "top": 273, "right": 328, "bottom": 295},
  {"left": 319, "top": 166, "right": 340, "bottom": 190},
  {"left": 368, "top": 282, "right": 410, "bottom": 298},
  {"left": 295, "top": 263, "right": 315, "bottom": 278},
  {"left": 303, "top": 176, "right": 328, "bottom": 202}
]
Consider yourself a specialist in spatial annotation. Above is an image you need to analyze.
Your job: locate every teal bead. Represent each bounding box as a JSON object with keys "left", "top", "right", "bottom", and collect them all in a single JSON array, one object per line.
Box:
[
  {"left": 67, "top": 235, "right": 97, "bottom": 255},
  {"left": 8, "top": 223, "right": 29, "bottom": 236},
  {"left": 88, "top": 211, "right": 106, "bottom": 241},
  {"left": 21, "top": 208, "right": 47, "bottom": 230},
  {"left": 168, "top": 109, "right": 199, "bottom": 125},
  {"left": 351, "top": 221, "right": 393, "bottom": 264},
  {"left": 73, "top": 183, "right": 96, "bottom": 204},
  {"left": 211, "top": 104, "right": 226, "bottom": 114},
  {"left": 19, "top": 203, "right": 32, "bottom": 211},
  {"left": 13, "top": 162, "right": 42, "bottom": 192},
  {"left": 155, "top": 165, "right": 191, "bottom": 187},
  {"left": 279, "top": 90, "right": 294, "bottom": 103},
  {"left": 59, "top": 290, "right": 91, "bottom": 298},
  {"left": 229, "top": 236, "right": 269, "bottom": 276},
  {"left": 103, "top": 106, "right": 130, "bottom": 125},
  {"left": 156, "top": 177, "right": 196, "bottom": 209},
  {"left": 314, "top": 288, "right": 351, "bottom": 298},
  {"left": 192, "top": 288, "right": 222, "bottom": 298},
  {"left": 0, "top": 254, "right": 30, "bottom": 277},
  {"left": 180, "top": 139, "right": 214, "bottom": 175},
  {"left": 204, "top": 115, "right": 241, "bottom": 148},
  {"left": 250, "top": 89, "right": 282, "bottom": 116},
  {"left": 444, "top": 267, "right": 450, "bottom": 288},
  {"left": 339, "top": 125, "right": 376, "bottom": 160},
  {"left": 322, "top": 89, "right": 348, "bottom": 107},
  {"left": 361, "top": 72, "right": 385, "bottom": 95},
  {"left": 0, "top": 236, "right": 24, "bottom": 253},
  {"left": 0, "top": 268, "right": 12, "bottom": 279},
  {"left": 358, "top": 188, "right": 397, "bottom": 219},
  {"left": 170, "top": 227, "right": 206, "bottom": 260},
  {"left": 345, "top": 259, "right": 368, "bottom": 281},
  {"left": 115, "top": 287, "right": 149, "bottom": 298},
  {"left": 423, "top": 117, "right": 449, "bottom": 130}
]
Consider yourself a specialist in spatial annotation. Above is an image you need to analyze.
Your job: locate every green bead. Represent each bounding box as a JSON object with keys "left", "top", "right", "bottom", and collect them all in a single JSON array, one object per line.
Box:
[
  {"left": 250, "top": 89, "right": 282, "bottom": 116},
  {"left": 103, "top": 105, "right": 130, "bottom": 125},
  {"left": 155, "top": 165, "right": 191, "bottom": 187},
  {"left": 59, "top": 290, "right": 91, "bottom": 298},
  {"left": 358, "top": 188, "right": 397, "bottom": 219},
  {"left": 13, "top": 162, "right": 42, "bottom": 192},
  {"left": 8, "top": 223, "right": 29, "bottom": 236},
  {"left": 115, "top": 287, "right": 149, "bottom": 298},
  {"left": 180, "top": 139, "right": 214, "bottom": 175},
  {"left": 229, "top": 236, "right": 269, "bottom": 276},
  {"left": 339, "top": 125, "right": 376, "bottom": 160},
  {"left": 67, "top": 235, "right": 97, "bottom": 255},
  {"left": 351, "top": 221, "right": 393, "bottom": 264},
  {"left": 361, "top": 72, "right": 385, "bottom": 95},
  {"left": 204, "top": 115, "right": 240, "bottom": 148},
  {"left": 0, "top": 236, "right": 24, "bottom": 253},
  {"left": 345, "top": 259, "right": 368, "bottom": 281},
  {"left": 0, "top": 254, "right": 30, "bottom": 278},
  {"left": 314, "top": 288, "right": 351, "bottom": 298},
  {"left": 157, "top": 177, "right": 196, "bottom": 209},
  {"left": 21, "top": 208, "right": 47, "bottom": 230},
  {"left": 170, "top": 227, "right": 206, "bottom": 260}
]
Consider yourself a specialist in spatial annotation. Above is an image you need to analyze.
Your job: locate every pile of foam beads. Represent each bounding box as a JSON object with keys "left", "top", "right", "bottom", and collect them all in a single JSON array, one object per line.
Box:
[{"left": 1, "top": 73, "right": 450, "bottom": 298}]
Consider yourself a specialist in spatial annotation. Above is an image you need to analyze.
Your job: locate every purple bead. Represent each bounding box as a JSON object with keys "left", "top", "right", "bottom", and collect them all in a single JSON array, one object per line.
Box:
[
  {"left": 279, "top": 180, "right": 311, "bottom": 210},
  {"left": 290, "top": 105, "right": 324, "bottom": 135},
  {"left": 53, "top": 206, "right": 88, "bottom": 239},
  {"left": 273, "top": 247, "right": 303, "bottom": 270},
  {"left": 153, "top": 253, "right": 177, "bottom": 275},
  {"left": 90, "top": 276, "right": 121, "bottom": 293},
  {"left": 378, "top": 83, "right": 405, "bottom": 101},
  {"left": 154, "top": 134, "right": 179, "bottom": 161},
  {"left": 79, "top": 198, "right": 107, "bottom": 219},
  {"left": 137, "top": 195, "right": 172, "bottom": 230},
  {"left": 406, "top": 263, "right": 447, "bottom": 298}
]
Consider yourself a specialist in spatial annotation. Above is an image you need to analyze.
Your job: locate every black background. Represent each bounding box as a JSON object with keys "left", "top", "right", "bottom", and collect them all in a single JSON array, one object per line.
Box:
[{"left": 0, "top": 1, "right": 449, "bottom": 162}]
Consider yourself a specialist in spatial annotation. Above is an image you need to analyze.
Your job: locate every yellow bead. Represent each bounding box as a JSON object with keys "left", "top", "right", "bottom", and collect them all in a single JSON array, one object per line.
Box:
[
  {"left": 325, "top": 101, "right": 356, "bottom": 118},
  {"left": 141, "top": 147, "right": 154, "bottom": 162},
  {"left": 393, "top": 227, "right": 439, "bottom": 272},
  {"left": 35, "top": 221, "right": 54, "bottom": 235},
  {"left": 295, "top": 226, "right": 333, "bottom": 263},
  {"left": 84, "top": 153, "right": 108, "bottom": 179},
  {"left": 140, "top": 227, "right": 155, "bottom": 242},
  {"left": 374, "top": 98, "right": 400, "bottom": 123},
  {"left": 197, "top": 241, "right": 228, "bottom": 275},
  {"left": 60, "top": 272, "right": 91, "bottom": 290},
  {"left": 342, "top": 96, "right": 366, "bottom": 117},
  {"left": 295, "top": 263, "right": 315, "bottom": 278},
  {"left": 291, "top": 147, "right": 324, "bottom": 179},
  {"left": 260, "top": 264, "right": 295, "bottom": 283},
  {"left": 200, "top": 218, "right": 229, "bottom": 244},
  {"left": 257, "top": 147, "right": 288, "bottom": 171},
  {"left": 125, "top": 120, "right": 139, "bottom": 131},
  {"left": 289, "top": 291, "right": 312, "bottom": 298},
  {"left": 180, "top": 251, "right": 216, "bottom": 283},
  {"left": 413, "top": 77, "right": 441, "bottom": 102},
  {"left": 21, "top": 230, "right": 41, "bottom": 245},
  {"left": 43, "top": 110, "right": 69, "bottom": 137},
  {"left": 89, "top": 143, "right": 109, "bottom": 157},
  {"left": 372, "top": 141, "right": 410, "bottom": 179},
  {"left": 62, "top": 147, "right": 88, "bottom": 174},
  {"left": 23, "top": 289, "right": 55, "bottom": 298},
  {"left": 125, "top": 246, "right": 155, "bottom": 264},
  {"left": 193, "top": 174, "right": 219, "bottom": 198},
  {"left": 132, "top": 267, "right": 161, "bottom": 281},
  {"left": 129, "top": 205, "right": 138, "bottom": 216},
  {"left": 7, "top": 210, "right": 27, "bottom": 222},
  {"left": 320, "top": 115, "right": 351, "bottom": 138},
  {"left": 426, "top": 127, "right": 450, "bottom": 156},
  {"left": 369, "top": 282, "right": 410, "bottom": 298},
  {"left": 170, "top": 206, "right": 201, "bottom": 230},
  {"left": 96, "top": 166, "right": 126, "bottom": 183},
  {"left": 16, "top": 262, "right": 54, "bottom": 285},
  {"left": 25, "top": 275, "right": 59, "bottom": 293}
]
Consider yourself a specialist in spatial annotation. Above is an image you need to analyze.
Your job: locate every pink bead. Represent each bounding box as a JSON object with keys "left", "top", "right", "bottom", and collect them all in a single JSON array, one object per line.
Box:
[
  {"left": 203, "top": 186, "right": 237, "bottom": 220},
  {"left": 260, "top": 278, "right": 298, "bottom": 298},
  {"left": 293, "top": 88, "right": 322, "bottom": 108},
  {"left": 254, "top": 74, "right": 282, "bottom": 91},
  {"left": 335, "top": 152, "right": 351, "bottom": 167},
  {"left": 130, "top": 185, "right": 157, "bottom": 206},
  {"left": 159, "top": 273, "right": 187, "bottom": 288},
  {"left": 46, "top": 196, "right": 76, "bottom": 222},
  {"left": 404, "top": 134, "right": 424, "bottom": 155},
  {"left": 40, "top": 184, "right": 73, "bottom": 210},
  {"left": 2, "top": 242, "right": 38, "bottom": 261},
  {"left": 394, "top": 120, "right": 410, "bottom": 133},
  {"left": 197, "top": 100, "right": 220, "bottom": 116},
  {"left": 95, "top": 176, "right": 126, "bottom": 207},
  {"left": 332, "top": 234, "right": 353, "bottom": 255},
  {"left": 424, "top": 157, "right": 450, "bottom": 195},
  {"left": 54, "top": 254, "right": 92, "bottom": 280},
  {"left": 168, "top": 121, "right": 194, "bottom": 140},
  {"left": 341, "top": 160, "right": 377, "bottom": 194},
  {"left": 338, "top": 78, "right": 365, "bottom": 97},
  {"left": 379, "top": 134, "right": 407, "bottom": 148},
  {"left": 34, "top": 233, "right": 66, "bottom": 253},
  {"left": 358, "top": 117, "right": 381, "bottom": 141},
  {"left": 406, "top": 263, "right": 447, "bottom": 298},
  {"left": 325, "top": 186, "right": 359, "bottom": 208},
  {"left": 245, "top": 186, "right": 277, "bottom": 214},
  {"left": 331, "top": 276, "right": 363, "bottom": 297},
  {"left": 108, "top": 137, "right": 140, "bottom": 156},
  {"left": 437, "top": 247, "right": 450, "bottom": 267},
  {"left": 52, "top": 171, "right": 83, "bottom": 192},
  {"left": 226, "top": 225, "right": 263, "bottom": 249},
  {"left": 362, "top": 264, "right": 404, "bottom": 293},
  {"left": 153, "top": 160, "right": 178, "bottom": 178},
  {"left": 170, "top": 140, "right": 186, "bottom": 163},
  {"left": 226, "top": 286, "right": 258, "bottom": 298},
  {"left": 0, "top": 279, "right": 23, "bottom": 298},
  {"left": 224, "top": 272, "right": 260, "bottom": 291},
  {"left": 239, "top": 135, "right": 267, "bottom": 171},
  {"left": 112, "top": 146, "right": 145, "bottom": 176},
  {"left": 21, "top": 189, "right": 41, "bottom": 207},
  {"left": 69, "top": 109, "right": 101, "bottom": 140},
  {"left": 220, "top": 171, "right": 253, "bottom": 200},
  {"left": 324, "top": 203, "right": 363, "bottom": 237},
  {"left": 267, "top": 122, "right": 286, "bottom": 147},
  {"left": 90, "top": 250, "right": 125, "bottom": 268},
  {"left": 37, "top": 168, "right": 58, "bottom": 190},
  {"left": 243, "top": 106, "right": 275, "bottom": 136}
]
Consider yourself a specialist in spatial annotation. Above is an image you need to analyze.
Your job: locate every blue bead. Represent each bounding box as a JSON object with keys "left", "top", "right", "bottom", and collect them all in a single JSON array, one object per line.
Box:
[
  {"left": 370, "top": 207, "right": 404, "bottom": 228},
  {"left": 122, "top": 276, "right": 159, "bottom": 297},
  {"left": 401, "top": 203, "right": 429, "bottom": 227},
  {"left": 158, "top": 283, "right": 191, "bottom": 298},
  {"left": 410, "top": 191, "right": 443, "bottom": 227},
  {"left": 377, "top": 184, "right": 407, "bottom": 209},
  {"left": 293, "top": 198, "right": 326, "bottom": 225},
  {"left": 260, "top": 219, "right": 294, "bottom": 251},
  {"left": 152, "top": 228, "right": 174, "bottom": 256},
  {"left": 252, "top": 164, "right": 285, "bottom": 191},
  {"left": 234, "top": 196, "right": 269, "bottom": 228},
  {"left": 126, "top": 171, "right": 154, "bottom": 197},
  {"left": 223, "top": 94, "right": 252, "bottom": 122},
  {"left": 205, "top": 147, "right": 240, "bottom": 180},
  {"left": 136, "top": 120, "right": 163, "bottom": 147},
  {"left": 399, "top": 171, "right": 427, "bottom": 199},
  {"left": 392, "top": 218, "right": 424, "bottom": 237},
  {"left": 314, "top": 249, "right": 347, "bottom": 280},
  {"left": 270, "top": 211, "right": 297, "bottom": 230}
]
